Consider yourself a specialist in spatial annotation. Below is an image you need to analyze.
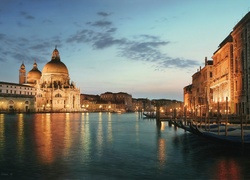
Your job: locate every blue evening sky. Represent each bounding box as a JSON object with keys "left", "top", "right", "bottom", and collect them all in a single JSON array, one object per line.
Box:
[{"left": 0, "top": 0, "right": 249, "bottom": 100}]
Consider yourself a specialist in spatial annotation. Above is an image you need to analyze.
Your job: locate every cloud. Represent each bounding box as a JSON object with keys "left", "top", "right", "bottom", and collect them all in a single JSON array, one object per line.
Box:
[
  {"left": 66, "top": 14, "right": 200, "bottom": 70},
  {"left": 66, "top": 29, "right": 95, "bottom": 43},
  {"left": 0, "top": 33, "right": 51, "bottom": 64},
  {"left": 97, "top": 12, "right": 112, "bottom": 17},
  {"left": 159, "top": 58, "right": 199, "bottom": 69},
  {"left": 87, "top": 20, "right": 112, "bottom": 28},
  {"left": 106, "top": 28, "right": 117, "bottom": 33},
  {"left": 20, "top": 11, "right": 35, "bottom": 20},
  {"left": 93, "top": 35, "right": 127, "bottom": 49}
]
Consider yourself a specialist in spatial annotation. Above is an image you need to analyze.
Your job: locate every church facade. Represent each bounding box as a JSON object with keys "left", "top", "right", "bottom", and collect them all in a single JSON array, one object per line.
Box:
[{"left": 19, "top": 47, "right": 81, "bottom": 112}]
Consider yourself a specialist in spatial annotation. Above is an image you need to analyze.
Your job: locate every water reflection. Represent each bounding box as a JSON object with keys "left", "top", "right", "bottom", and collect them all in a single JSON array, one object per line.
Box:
[
  {"left": 17, "top": 114, "right": 24, "bottom": 162},
  {"left": 97, "top": 112, "right": 103, "bottom": 156},
  {"left": 107, "top": 112, "right": 113, "bottom": 142},
  {"left": 35, "top": 113, "right": 53, "bottom": 164},
  {"left": 0, "top": 113, "right": 250, "bottom": 179},
  {"left": 214, "top": 159, "right": 241, "bottom": 180},
  {"left": 157, "top": 121, "right": 166, "bottom": 169},
  {"left": 80, "top": 113, "right": 90, "bottom": 162},
  {"left": 0, "top": 114, "right": 4, "bottom": 160},
  {"left": 64, "top": 113, "right": 71, "bottom": 157}
]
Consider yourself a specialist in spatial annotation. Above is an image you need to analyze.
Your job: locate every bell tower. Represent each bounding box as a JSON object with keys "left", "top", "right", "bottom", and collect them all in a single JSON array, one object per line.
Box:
[{"left": 19, "top": 62, "right": 26, "bottom": 84}]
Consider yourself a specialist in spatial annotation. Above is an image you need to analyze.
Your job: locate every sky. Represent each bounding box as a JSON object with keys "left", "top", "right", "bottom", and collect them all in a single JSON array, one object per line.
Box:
[{"left": 0, "top": 0, "right": 250, "bottom": 101}]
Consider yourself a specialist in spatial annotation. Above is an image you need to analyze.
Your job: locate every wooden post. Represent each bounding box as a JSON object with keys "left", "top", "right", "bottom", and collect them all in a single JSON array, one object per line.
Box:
[
  {"left": 217, "top": 101, "right": 220, "bottom": 135},
  {"left": 156, "top": 104, "right": 161, "bottom": 126},
  {"left": 184, "top": 106, "right": 187, "bottom": 126},
  {"left": 241, "top": 107, "right": 244, "bottom": 144}
]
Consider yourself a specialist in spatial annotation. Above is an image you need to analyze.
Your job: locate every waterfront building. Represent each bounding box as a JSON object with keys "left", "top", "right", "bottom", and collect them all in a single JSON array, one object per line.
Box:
[
  {"left": 100, "top": 92, "right": 133, "bottom": 111},
  {"left": 0, "top": 81, "right": 36, "bottom": 112},
  {"left": 184, "top": 12, "right": 250, "bottom": 116},
  {"left": 132, "top": 98, "right": 152, "bottom": 112},
  {"left": 231, "top": 12, "right": 250, "bottom": 114},
  {"left": 80, "top": 94, "right": 116, "bottom": 112},
  {"left": 183, "top": 84, "right": 192, "bottom": 114},
  {"left": 210, "top": 35, "right": 234, "bottom": 114},
  {"left": 16, "top": 47, "right": 81, "bottom": 112},
  {"left": 151, "top": 99, "right": 183, "bottom": 116},
  {"left": 35, "top": 48, "right": 81, "bottom": 112},
  {"left": 184, "top": 58, "right": 213, "bottom": 116}
]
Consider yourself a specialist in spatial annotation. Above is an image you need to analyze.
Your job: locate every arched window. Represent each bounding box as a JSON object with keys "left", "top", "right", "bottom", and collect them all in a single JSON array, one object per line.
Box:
[
  {"left": 55, "top": 93, "right": 62, "bottom": 97},
  {"left": 25, "top": 101, "right": 29, "bottom": 104},
  {"left": 8, "top": 100, "right": 14, "bottom": 104}
]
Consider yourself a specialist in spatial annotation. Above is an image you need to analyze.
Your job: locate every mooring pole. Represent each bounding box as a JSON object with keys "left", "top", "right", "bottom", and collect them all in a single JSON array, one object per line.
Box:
[
  {"left": 217, "top": 101, "right": 220, "bottom": 135},
  {"left": 225, "top": 97, "right": 228, "bottom": 136},
  {"left": 156, "top": 104, "right": 161, "bottom": 126},
  {"left": 241, "top": 108, "right": 244, "bottom": 144}
]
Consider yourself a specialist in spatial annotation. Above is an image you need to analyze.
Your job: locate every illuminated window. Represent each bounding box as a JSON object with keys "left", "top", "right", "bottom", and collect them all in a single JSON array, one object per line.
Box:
[{"left": 55, "top": 93, "right": 62, "bottom": 97}]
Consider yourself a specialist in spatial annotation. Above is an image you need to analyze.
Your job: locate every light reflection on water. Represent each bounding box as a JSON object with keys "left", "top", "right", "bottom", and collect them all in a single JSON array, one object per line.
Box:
[
  {"left": 0, "top": 112, "right": 249, "bottom": 179},
  {"left": 0, "top": 114, "right": 4, "bottom": 161}
]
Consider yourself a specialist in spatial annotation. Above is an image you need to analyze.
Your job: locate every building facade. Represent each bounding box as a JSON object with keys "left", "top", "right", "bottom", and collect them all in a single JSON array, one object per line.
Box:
[
  {"left": 184, "top": 58, "right": 213, "bottom": 116},
  {"left": 0, "top": 81, "right": 36, "bottom": 112},
  {"left": 100, "top": 92, "right": 133, "bottom": 112},
  {"left": 231, "top": 12, "right": 250, "bottom": 114},
  {"left": 184, "top": 12, "right": 250, "bottom": 116},
  {"left": 17, "top": 47, "right": 81, "bottom": 112},
  {"left": 210, "top": 35, "right": 234, "bottom": 114}
]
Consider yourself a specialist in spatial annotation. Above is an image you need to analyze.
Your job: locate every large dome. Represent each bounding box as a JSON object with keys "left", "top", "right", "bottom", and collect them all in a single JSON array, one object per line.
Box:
[
  {"left": 42, "top": 60, "right": 69, "bottom": 74},
  {"left": 42, "top": 48, "right": 69, "bottom": 75}
]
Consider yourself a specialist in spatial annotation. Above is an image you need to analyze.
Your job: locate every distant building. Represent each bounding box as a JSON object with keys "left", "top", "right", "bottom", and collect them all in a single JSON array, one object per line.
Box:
[
  {"left": 132, "top": 98, "right": 152, "bottom": 111},
  {"left": 0, "top": 81, "right": 36, "bottom": 112},
  {"left": 100, "top": 92, "right": 133, "bottom": 111},
  {"left": 151, "top": 99, "right": 183, "bottom": 116}
]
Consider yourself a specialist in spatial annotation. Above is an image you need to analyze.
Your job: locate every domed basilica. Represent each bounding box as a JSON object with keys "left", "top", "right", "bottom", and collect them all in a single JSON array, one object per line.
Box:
[{"left": 19, "top": 47, "right": 80, "bottom": 112}]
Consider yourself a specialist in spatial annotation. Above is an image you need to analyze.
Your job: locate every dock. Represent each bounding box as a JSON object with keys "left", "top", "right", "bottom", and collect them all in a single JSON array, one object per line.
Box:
[{"left": 155, "top": 114, "right": 250, "bottom": 147}]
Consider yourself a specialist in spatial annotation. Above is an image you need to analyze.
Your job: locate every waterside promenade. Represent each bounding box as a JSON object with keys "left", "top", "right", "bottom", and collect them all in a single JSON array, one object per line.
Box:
[{"left": 155, "top": 114, "right": 250, "bottom": 147}]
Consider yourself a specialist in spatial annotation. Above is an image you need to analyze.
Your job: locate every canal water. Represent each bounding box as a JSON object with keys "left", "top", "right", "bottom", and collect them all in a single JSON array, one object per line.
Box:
[{"left": 0, "top": 112, "right": 249, "bottom": 179}]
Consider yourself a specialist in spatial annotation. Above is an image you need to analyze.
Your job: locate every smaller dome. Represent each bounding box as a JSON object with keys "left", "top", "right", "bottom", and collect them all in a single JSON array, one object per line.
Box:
[{"left": 27, "top": 61, "right": 42, "bottom": 84}]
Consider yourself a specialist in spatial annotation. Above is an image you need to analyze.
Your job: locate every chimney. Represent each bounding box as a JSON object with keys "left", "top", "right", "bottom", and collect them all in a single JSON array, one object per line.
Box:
[{"left": 205, "top": 57, "right": 207, "bottom": 65}]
